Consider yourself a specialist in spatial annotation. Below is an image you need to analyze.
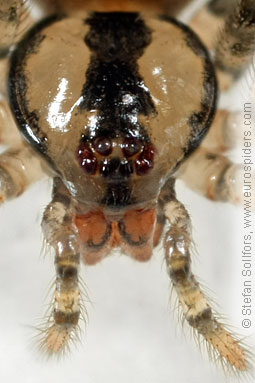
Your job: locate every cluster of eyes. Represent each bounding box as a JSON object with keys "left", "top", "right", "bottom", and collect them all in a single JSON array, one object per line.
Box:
[{"left": 77, "top": 136, "right": 155, "bottom": 177}]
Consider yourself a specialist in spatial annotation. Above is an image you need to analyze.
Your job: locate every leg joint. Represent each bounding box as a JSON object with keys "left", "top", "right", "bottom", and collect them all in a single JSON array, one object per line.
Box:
[
  {"left": 186, "top": 307, "right": 213, "bottom": 331},
  {"left": 168, "top": 255, "right": 191, "bottom": 283},
  {"left": 56, "top": 264, "right": 78, "bottom": 281},
  {"left": 54, "top": 310, "right": 80, "bottom": 326}
]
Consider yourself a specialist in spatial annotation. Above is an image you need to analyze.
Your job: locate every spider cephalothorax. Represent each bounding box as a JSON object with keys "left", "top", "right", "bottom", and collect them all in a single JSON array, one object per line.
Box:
[
  {"left": 0, "top": 0, "right": 254, "bottom": 376},
  {"left": 9, "top": 11, "right": 216, "bottom": 208}
]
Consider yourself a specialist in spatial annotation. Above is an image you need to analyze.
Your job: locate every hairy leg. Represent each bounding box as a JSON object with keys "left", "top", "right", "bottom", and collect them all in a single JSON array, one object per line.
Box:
[
  {"left": 0, "top": 0, "right": 35, "bottom": 56},
  {"left": 0, "top": 145, "right": 46, "bottom": 203},
  {"left": 190, "top": 0, "right": 255, "bottom": 89},
  {"left": 0, "top": 0, "right": 22, "bottom": 55},
  {"left": 40, "top": 178, "right": 84, "bottom": 354},
  {"left": 162, "top": 188, "right": 248, "bottom": 371},
  {"left": 189, "top": 0, "right": 233, "bottom": 48},
  {"left": 177, "top": 147, "right": 244, "bottom": 204},
  {"left": 214, "top": 0, "right": 255, "bottom": 89}
]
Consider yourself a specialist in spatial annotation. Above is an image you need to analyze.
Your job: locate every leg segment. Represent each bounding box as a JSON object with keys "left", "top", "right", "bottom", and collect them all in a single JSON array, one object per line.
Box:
[
  {"left": 0, "top": 145, "right": 45, "bottom": 204},
  {"left": 0, "top": 99, "right": 23, "bottom": 145},
  {"left": 165, "top": 0, "right": 194, "bottom": 16},
  {"left": 206, "top": 0, "right": 234, "bottom": 14},
  {"left": 189, "top": 0, "right": 232, "bottom": 48},
  {"left": 214, "top": 0, "right": 255, "bottom": 89},
  {"left": 0, "top": 0, "right": 30, "bottom": 56},
  {"left": 190, "top": 0, "right": 255, "bottom": 89},
  {"left": 0, "top": 0, "right": 21, "bottom": 55},
  {"left": 40, "top": 178, "right": 84, "bottom": 354},
  {"left": 201, "top": 109, "right": 243, "bottom": 152},
  {"left": 163, "top": 193, "right": 248, "bottom": 371},
  {"left": 177, "top": 147, "right": 245, "bottom": 204}
]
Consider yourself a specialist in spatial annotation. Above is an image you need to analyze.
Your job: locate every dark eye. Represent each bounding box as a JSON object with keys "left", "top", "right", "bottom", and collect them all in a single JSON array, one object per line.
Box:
[
  {"left": 77, "top": 143, "right": 97, "bottom": 174},
  {"left": 122, "top": 137, "right": 142, "bottom": 157},
  {"left": 93, "top": 137, "right": 113, "bottom": 156},
  {"left": 135, "top": 144, "right": 155, "bottom": 175}
]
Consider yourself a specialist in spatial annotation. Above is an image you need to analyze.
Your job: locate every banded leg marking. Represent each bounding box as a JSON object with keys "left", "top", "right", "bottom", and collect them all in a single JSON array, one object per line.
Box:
[
  {"left": 189, "top": 0, "right": 230, "bottom": 48},
  {"left": 40, "top": 178, "right": 84, "bottom": 354},
  {"left": 0, "top": 0, "right": 21, "bottom": 55},
  {"left": 201, "top": 109, "right": 243, "bottom": 152},
  {"left": 164, "top": 199, "right": 248, "bottom": 371},
  {"left": 165, "top": 0, "right": 194, "bottom": 16},
  {"left": 177, "top": 147, "right": 246, "bottom": 205},
  {"left": 214, "top": 0, "right": 255, "bottom": 89},
  {"left": 0, "top": 0, "right": 34, "bottom": 56}
]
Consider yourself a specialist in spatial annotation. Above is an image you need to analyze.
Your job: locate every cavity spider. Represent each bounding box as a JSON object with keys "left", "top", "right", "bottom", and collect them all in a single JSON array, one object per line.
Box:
[{"left": 0, "top": 0, "right": 254, "bottom": 377}]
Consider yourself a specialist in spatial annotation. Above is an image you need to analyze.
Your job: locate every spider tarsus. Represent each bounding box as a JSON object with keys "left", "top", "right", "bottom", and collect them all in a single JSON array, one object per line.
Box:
[{"left": 44, "top": 324, "right": 76, "bottom": 355}]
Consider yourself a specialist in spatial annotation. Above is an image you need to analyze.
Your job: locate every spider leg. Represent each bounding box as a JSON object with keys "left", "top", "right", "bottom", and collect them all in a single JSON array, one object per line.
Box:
[
  {"left": 189, "top": 0, "right": 232, "bottom": 48},
  {"left": 177, "top": 147, "right": 246, "bottom": 204},
  {"left": 214, "top": 0, "right": 255, "bottom": 89},
  {"left": 0, "top": 144, "right": 45, "bottom": 204},
  {"left": 0, "top": 0, "right": 20, "bottom": 55},
  {"left": 165, "top": 0, "right": 194, "bottom": 16},
  {"left": 190, "top": 0, "right": 255, "bottom": 90},
  {"left": 162, "top": 189, "right": 249, "bottom": 371},
  {"left": 40, "top": 178, "right": 84, "bottom": 355},
  {"left": 201, "top": 109, "right": 243, "bottom": 152},
  {"left": 0, "top": 0, "right": 34, "bottom": 56},
  {"left": 0, "top": 99, "right": 23, "bottom": 146}
]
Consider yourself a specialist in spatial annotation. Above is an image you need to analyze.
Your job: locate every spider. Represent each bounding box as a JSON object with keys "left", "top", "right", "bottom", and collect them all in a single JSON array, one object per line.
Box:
[{"left": 0, "top": 0, "right": 254, "bottom": 376}]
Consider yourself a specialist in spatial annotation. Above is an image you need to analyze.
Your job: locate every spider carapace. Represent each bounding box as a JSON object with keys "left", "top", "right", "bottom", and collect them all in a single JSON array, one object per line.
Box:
[
  {"left": 10, "top": 11, "right": 216, "bottom": 261},
  {"left": 1, "top": 0, "right": 254, "bottom": 374}
]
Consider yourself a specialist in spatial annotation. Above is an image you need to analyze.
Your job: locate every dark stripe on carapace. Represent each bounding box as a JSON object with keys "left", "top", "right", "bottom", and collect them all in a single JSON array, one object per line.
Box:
[
  {"left": 79, "top": 12, "right": 156, "bottom": 139},
  {"left": 84, "top": 12, "right": 152, "bottom": 60},
  {"left": 8, "top": 14, "right": 66, "bottom": 173},
  {"left": 187, "top": 56, "right": 217, "bottom": 155},
  {"left": 159, "top": 16, "right": 218, "bottom": 164}
]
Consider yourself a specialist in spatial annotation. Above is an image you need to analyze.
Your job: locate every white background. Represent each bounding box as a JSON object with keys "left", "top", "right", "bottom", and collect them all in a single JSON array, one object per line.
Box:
[{"left": 0, "top": 0, "right": 254, "bottom": 382}]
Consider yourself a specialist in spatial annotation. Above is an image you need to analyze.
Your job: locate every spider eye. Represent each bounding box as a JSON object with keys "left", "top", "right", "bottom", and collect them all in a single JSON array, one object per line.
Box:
[
  {"left": 122, "top": 137, "right": 142, "bottom": 157},
  {"left": 135, "top": 144, "right": 155, "bottom": 175},
  {"left": 93, "top": 137, "right": 113, "bottom": 156},
  {"left": 77, "top": 143, "right": 97, "bottom": 174}
]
